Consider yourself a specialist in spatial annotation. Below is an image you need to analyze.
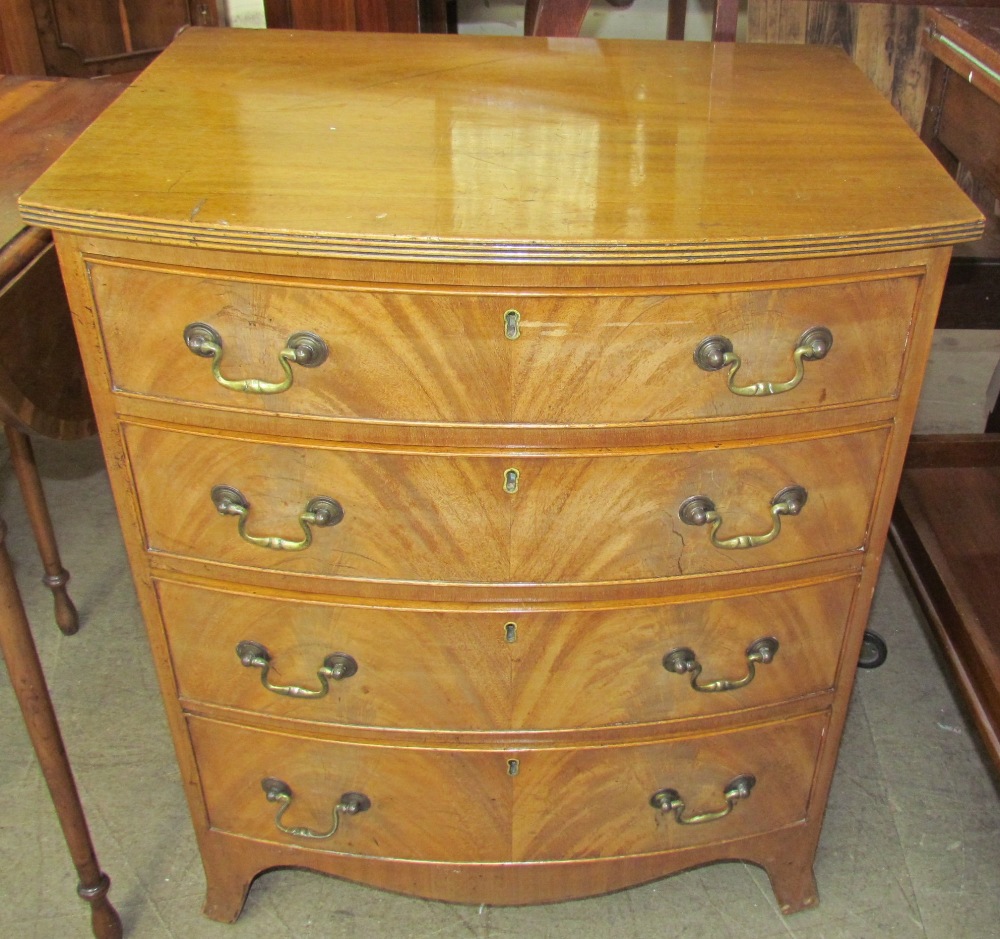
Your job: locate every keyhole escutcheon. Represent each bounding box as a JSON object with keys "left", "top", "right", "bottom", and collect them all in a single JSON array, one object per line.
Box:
[{"left": 504, "top": 309, "right": 521, "bottom": 340}]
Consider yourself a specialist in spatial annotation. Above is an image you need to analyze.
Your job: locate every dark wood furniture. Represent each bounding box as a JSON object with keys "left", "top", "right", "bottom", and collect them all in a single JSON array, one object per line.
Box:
[
  {"left": 0, "top": 74, "right": 124, "bottom": 634},
  {"left": 0, "top": 75, "right": 125, "bottom": 939},
  {"left": 0, "top": 516, "right": 121, "bottom": 938},
  {"left": 262, "top": 0, "right": 446, "bottom": 32},
  {"left": 0, "top": 0, "right": 218, "bottom": 76},
  {"left": 890, "top": 6, "right": 1000, "bottom": 777}
]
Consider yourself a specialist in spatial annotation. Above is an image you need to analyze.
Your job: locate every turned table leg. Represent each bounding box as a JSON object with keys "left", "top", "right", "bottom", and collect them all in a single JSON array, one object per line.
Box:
[
  {"left": 0, "top": 516, "right": 121, "bottom": 939},
  {"left": 4, "top": 425, "right": 79, "bottom": 635}
]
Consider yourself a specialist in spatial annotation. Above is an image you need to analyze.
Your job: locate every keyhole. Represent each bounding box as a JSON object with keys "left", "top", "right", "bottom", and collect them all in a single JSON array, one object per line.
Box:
[
  {"left": 505, "top": 622, "right": 517, "bottom": 643},
  {"left": 507, "top": 759, "right": 520, "bottom": 776},
  {"left": 504, "top": 468, "right": 519, "bottom": 494},
  {"left": 504, "top": 309, "right": 521, "bottom": 340}
]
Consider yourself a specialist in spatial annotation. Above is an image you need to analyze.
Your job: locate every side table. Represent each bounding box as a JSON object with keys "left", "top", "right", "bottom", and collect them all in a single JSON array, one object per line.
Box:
[
  {"left": 0, "top": 73, "right": 125, "bottom": 937},
  {"left": 0, "top": 75, "right": 124, "bottom": 633},
  {"left": 0, "top": 516, "right": 121, "bottom": 938}
]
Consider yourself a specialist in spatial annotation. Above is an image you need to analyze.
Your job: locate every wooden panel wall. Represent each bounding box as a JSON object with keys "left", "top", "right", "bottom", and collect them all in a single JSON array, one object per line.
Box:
[{"left": 748, "top": 1, "right": 930, "bottom": 130}]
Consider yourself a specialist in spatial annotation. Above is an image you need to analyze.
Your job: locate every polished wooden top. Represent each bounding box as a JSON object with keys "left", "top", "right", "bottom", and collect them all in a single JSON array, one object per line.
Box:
[{"left": 20, "top": 27, "right": 982, "bottom": 264}]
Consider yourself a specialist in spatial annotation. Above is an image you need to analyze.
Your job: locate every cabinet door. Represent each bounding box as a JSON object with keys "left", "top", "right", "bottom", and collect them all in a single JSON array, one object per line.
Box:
[{"left": 4, "top": 0, "right": 218, "bottom": 77}]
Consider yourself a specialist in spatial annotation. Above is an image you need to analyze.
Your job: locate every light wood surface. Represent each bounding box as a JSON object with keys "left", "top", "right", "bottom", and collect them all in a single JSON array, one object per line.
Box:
[
  {"left": 23, "top": 27, "right": 981, "bottom": 921},
  {"left": 159, "top": 574, "right": 854, "bottom": 732},
  {"left": 89, "top": 259, "right": 923, "bottom": 426},
  {"left": 188, "top": 710, "right": 827, "bottom": 860},
  {"left": 20, "top": 29, "right": 980, "bottom": 262},
  {"left": 123, "top": 421, "right": 889, "bottom": 586}
]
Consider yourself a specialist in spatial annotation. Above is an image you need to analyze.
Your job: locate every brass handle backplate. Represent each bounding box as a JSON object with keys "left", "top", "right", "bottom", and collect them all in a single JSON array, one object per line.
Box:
[
  {"left": 184, "top": 322, "right": 328, "bottom": 394},
  {"left": 694, "top": 326, "right": 832, "bottom": 396},
  {"left": 663, "top": 637, "right": 779, "bottom": 692},
  {"left": 211, "top": 485, "right": 343, "bottom": 551},
  {"left": 236, "top": 641, "right": 357, "bottom": 698},
  {"left": 261, "top": 778, "right": 370, "bottom": 840},
  {"left": 678, "top": 485, "right": 807, "bottom": 550},
  {"left": 650, "top": 774, "right": 756, "bottom": 825}
]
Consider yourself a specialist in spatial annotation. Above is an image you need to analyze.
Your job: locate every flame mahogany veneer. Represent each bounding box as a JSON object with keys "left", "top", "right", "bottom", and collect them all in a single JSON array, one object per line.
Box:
[{"left": 20, "top": 27, "right": 982, "bottom": 921}]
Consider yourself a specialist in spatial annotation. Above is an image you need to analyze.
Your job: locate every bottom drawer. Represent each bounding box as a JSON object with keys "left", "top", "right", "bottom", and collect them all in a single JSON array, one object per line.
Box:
[{"left": 189, "top": 711, "right": 827, "bottom": 863}]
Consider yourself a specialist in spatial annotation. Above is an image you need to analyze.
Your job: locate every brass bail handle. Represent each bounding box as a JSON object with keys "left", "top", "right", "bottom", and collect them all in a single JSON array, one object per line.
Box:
[
  {"left": 211, "top": 485, "right": 344, "bottom": 551},
  {"left": 663, "top": 637, "right": 779, "bottom": 692},
  {"left": 184, "top": 322, "right": 328, "bottom": 395},
  {"left": 650, "top": 774, "right": 756, "bottom": 825},
  {"left": 694, "top": 326, "right": 832, "bottom": 396},
  {"left": 261, "top": 778, "right": 371, "bottom": 840},
  {"left": 678, "top": 485, "right": 807, "bottom": 550},
  {"left": 236, "top": 641, "right": 358, "bottom": 698}
]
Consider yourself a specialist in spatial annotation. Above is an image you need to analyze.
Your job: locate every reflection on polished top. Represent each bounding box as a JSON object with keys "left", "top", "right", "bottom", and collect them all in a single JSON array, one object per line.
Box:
[{"left": 20, "top": 27, "right": 982, "bottom": 263}]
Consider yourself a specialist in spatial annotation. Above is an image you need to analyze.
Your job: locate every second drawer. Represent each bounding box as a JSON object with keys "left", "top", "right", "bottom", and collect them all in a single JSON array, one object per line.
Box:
[{"left": 125, "top": 422, "right": 890, "bottom": 586}]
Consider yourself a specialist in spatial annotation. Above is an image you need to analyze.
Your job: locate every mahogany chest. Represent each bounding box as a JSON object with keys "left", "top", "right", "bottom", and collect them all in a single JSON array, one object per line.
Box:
[{"left": 20, "top": 27, "right": 982, "bottom": 920}]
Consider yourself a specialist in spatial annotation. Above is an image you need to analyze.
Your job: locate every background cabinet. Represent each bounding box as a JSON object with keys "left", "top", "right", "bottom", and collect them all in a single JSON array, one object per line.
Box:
[{"left": 0, "top": 0, "right": 219, "bottom": 76}]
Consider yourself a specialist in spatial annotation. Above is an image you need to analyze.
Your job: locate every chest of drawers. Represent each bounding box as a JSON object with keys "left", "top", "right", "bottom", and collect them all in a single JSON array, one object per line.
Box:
[{"left": 20, "top": 28, "right": 982, "bottom": 921}]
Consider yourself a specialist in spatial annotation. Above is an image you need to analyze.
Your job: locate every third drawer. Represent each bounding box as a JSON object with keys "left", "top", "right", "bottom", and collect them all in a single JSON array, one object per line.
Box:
[{"left": 160, "top": 575, "right": 857, "bottom": 731}]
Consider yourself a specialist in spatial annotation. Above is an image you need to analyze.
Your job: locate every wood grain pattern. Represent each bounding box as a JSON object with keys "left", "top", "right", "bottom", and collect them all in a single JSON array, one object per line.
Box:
[
  {"left": 190, "top": 716, "right": 512, "bottom": 863},
  {"left": 29, "top": 31, "right": 977, "bottom": 920},
  {"left": 123, "top": 421, "right": 889, "bottom": 586},
  {"left": 513, "top": 711, "right": 827, "bottom": 860},
  {"left": 89, "top": 259, "right": 922, "bottom": 427},
  {"left": 0, "top": 0, "right": 46, "bottom": 73},
  {"left": 19, "top": 29, "right": 982, "bottom": 261},
  {"left": 747, "top": 1, "right": 931, "bottom": 131},
  {"left": 13, "top": 0, "right": 219, "bottom": 77},
  {"left": 262, "top": 0, "right": 421, "bottom": 32},
  {"left": 189, "top": 710, "right": 827, "bottom": 863},
  {"left": 159, "top": 574, "right": 855, "bottom": 732}
]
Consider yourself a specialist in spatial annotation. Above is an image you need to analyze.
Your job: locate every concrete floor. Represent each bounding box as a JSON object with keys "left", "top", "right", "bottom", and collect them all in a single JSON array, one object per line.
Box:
[{"left": 3, "top": 4, "right": 1000, "bottom": 936}]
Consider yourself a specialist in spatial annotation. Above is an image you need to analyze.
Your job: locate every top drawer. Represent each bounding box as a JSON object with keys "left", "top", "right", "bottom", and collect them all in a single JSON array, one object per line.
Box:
[{"left": 88, "top": 261, "right": 921, "bottom": 427}]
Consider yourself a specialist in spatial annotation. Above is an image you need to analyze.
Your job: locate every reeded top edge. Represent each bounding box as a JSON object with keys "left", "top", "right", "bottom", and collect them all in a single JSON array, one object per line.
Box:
[{"left": 20, "top": 28, "right": 984, "bottom": 263}]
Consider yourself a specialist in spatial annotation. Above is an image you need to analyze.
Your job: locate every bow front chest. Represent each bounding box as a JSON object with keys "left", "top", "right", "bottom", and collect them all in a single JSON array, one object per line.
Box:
[{"left": 21, "top": 27, "right": 982, "bottom": 920}]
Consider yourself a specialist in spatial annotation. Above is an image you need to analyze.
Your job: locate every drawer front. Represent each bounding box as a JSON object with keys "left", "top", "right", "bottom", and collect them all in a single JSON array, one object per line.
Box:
[
  {"left": 125, "top": 423, "right": 889, "bottom": 585},
  {"left": 91, "top": 261, "right": 919, "bottom": 426},
  {"left": 160, "top": 577, "right": 855, "bottom": 730},
  {"left": 188, "top": 717, "right": 511, "bottom": 862},
  {"left": 188, "top": 711, "right": 827, "bottom": 862},
  {"left": 513, "top": 711, "right": 828, "bottom": 860}
]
